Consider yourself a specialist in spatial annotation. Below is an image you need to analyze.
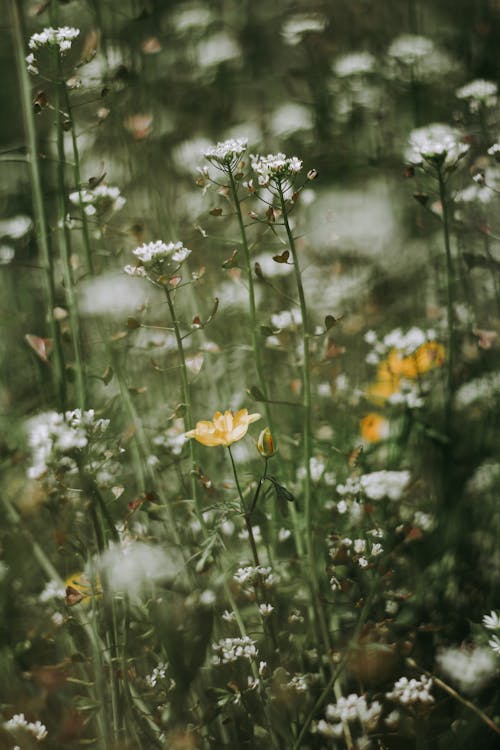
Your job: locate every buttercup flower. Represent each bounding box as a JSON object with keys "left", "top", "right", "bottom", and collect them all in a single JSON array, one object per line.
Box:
[
  {"left": 360, "top": 413, "right": 390, "bottom": 443},
  {"left": 185, "top": 409, "right": 261, "bottom": 447}
]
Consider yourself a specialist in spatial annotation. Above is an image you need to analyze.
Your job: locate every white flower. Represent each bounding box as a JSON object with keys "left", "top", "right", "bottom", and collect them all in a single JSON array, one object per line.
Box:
[
  {"left": 483, "top": 611, "right": 500, "bottom": 630},
  {"left": 386, "top": 675, "right": 434, "bottom": 705},
  {"left": 133, "top": 240, "right": 191, "bottom": 265},
  {"left": 250, "top": 153, "right": 303, "bottom": 187},
  {"left": 28, "top": 26, "right": 80, "bottom": 51},
  {"left": 437, "top": 646, "right": 497, "bottom": 693},
  {"left": 212, "top": 636, "right": 258, "bottom": 664},
  {"left": 360, "top": 470, "right": 411, "bottom": 501},
  {"left": 271, "top": 308, "right": 302, "bottom": 330},
  {"left": 334, "top": 51, "right": 376, "bottom": 77},
  {"left": 489, "top": 636, "right": 500, "bottom": 655},
  {"left": 204, "top": 138, "right": 248, "bottom": 169},
  {"left": 387, "top": 34, "right": 434, "bottom": 65},
  {"left": 281, "top": 13, "right": 327, "bottom": 45},
  {"left": 259, "top": 603, "right": 274, "bottom": 617},
  {"left": 4, "top": 713, "right": 48, "bottom": 741},
  {"left": 406, "top": 123, "right": 469, "bottom": 167},
  {"left": 456, "top": 79, "right": 497, "bottom": 110}
]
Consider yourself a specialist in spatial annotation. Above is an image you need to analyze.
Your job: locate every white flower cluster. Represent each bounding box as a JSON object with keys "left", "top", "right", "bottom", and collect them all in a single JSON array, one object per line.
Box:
[
  {"left": 287, "top": 673, "right": 318, "bottom": 693},
  {"left": 204, "top": 138, "right": 248, "bottom": 169},
  {"left": 406, "top": 123, "right": 469, "bottom": 168},
  {"left": 482, "top": 611, "right": 500, "bottom": 656},
  {"left": 281, "top": 13, "right": 327, "bottom": 46},
  {"left": 26, "top": 409, "right": 110, "bottom": 479},
  {"left": 387, "top": 34, "right": 434, "bottom": 65},
  {"left": 454, "top": 372, "right": 500, "bottom": 409},
  {"left": 146, "top": 662, "right": 173, "bottom": 688},
  {"left": 456, "top": 79, "right": 497, "bottom": 111},
  {"left": 39, "top": 579, "right": 65, "bottom": 603},
  {"left": 270, "top": 308, "right": 302, "bottom": 330},
  {"left": 233, "top": 565, "right": 276, "bottom": 587},
  {"left": 387, "top": 383, "right": 424, "bottom": 409},
  {"left": 69, "top": 185, "right": 126, "bottom": 216},
  {"left": 316, "top": 693, "right": 382, "bottom": 739},
  {"left": 250, "top": 153, "right": 303, "bottom": 187},
  {"left": 361, "top": 470, "right": 411, "bottom": 501},
  {"left": 26, "top": 27, "right": 80, "bottom": 74},
  {"left": 4, "top": 713, "right": 48, "bottom": 740},
  {"left": 488, "top": 143, "right": 500, "bottom": 158},
  {"left": 334, "top": 52, "right": 376, "bottom": 78},
  {"left": 29, "top": 26, "right": 80, "bottom": 51},
  {"left": 329, "top": 534, "right": 383, "bottom": 570},
  {"left": 365, "top": 326, "right": 436, "bottom": 360},
  {"left": 212, "top": 636, "right": 258, "bottom": 665},
  {"left": 437, "top": 646, "right": 497, "bottom": 693},
  {"left": 125, "top": 240, "right": 191, "bottom": 277},
  {"left": 386, "top": 675, "right": 434, "bottom": 705}
]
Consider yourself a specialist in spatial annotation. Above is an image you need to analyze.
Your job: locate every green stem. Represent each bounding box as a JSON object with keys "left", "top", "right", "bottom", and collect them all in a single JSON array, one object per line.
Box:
[
  {"left": 61, "top": 85, "right": 94, "bottom": 274},
  {"left": 10, "top": 0, "right": 66, "bottom": 409},
  {"left": 54, "top": 59, "right": 86, "bottom": 411},
  {"left": 437, "top": 167, "right": 455, "bottom": 432},
  {"left": 278, "top": 183, "right": 332, "bottom": 658},
  {"left": 228, "top": 167, "right": 271, "bottom": 423},
  {"left": 292, "top": 583, "right": 376, "bottom": 749},
  {"left": 163, "top": 287, "right": 204, "bottom": 525},
  {"left": 228, "top": 445, "right": 260, "bottom": 567}
]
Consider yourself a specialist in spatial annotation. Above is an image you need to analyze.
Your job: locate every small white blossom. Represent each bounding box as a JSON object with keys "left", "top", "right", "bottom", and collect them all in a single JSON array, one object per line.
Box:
[
  {"left": 259, "top": 603, "right": 274, "bottom": 617},
  {"left": 250, "top": 152, "right": 303, "bottom": 187},
  {"left": 132, "top": 240, "right": 191, "bottom": 265},
  {"left": 360, "top": 470, "right": 411, "bottom": 501},
  {"left": 483, "top": 611, "right": 500, "bottom": 630},
  {"left": 406, "top": 123, "right": 469, "bottom": 168},
  {"left": 334, "top": 51, "right": 376, "bottom": 77},
  {"left": 281, "top": 13, "right": 327, "bottom": 45},
  {"left": 212, "top": 636, "right": 258, "bottom": 664},
  {"left": 437, "top": 646, "right": 497, "bottom": 692},
  {"left": 204, "top": 137, "right": 248, "bottom": 169},
  {"left": 4, "top": 713, "right": 48, "bottom": 741},
  {"left": 386, "top": 675, "right": 434, "bottom": 705},
  {"left": 489, "top": 636, "right": 500, "bottom": 655},
  {"left": 28, "top": 26, "right": 80, "bottom": 51},
  {"left": 456, "top": 79, "right": 497, "bottom": 111}
]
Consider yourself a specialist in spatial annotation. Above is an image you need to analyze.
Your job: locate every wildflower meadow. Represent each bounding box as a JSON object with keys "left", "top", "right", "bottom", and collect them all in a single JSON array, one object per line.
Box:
[{"left": 1, "top": 1, "right": 500, "bottom": 748}]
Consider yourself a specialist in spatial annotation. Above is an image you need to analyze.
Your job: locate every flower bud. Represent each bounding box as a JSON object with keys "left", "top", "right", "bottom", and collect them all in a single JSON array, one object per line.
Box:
[
  {"left": 257, "top": 427, "right": 276, "bottom": 458},
  {"left": 307, "top": 168, "right": 318, "bottom": 180}
]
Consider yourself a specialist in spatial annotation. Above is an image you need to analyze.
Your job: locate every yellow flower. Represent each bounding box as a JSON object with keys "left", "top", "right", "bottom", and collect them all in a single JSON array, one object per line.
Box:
[
  {"left": 367, "top": 342, "right": 445, "bottom": 404},
  {"left": 360, "top": 413, "right": 390, "bottom": 443},
  {"left": 185, "top": 409, "right": 261, "bottom": 447}
]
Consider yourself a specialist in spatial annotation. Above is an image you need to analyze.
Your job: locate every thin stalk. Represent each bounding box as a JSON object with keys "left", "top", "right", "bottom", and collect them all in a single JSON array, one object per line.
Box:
[
  {"left": 228, "top": 168, "right": 271, "bottom": 419},
  {"left": 278, "top": 183, "right": 332, "bottom": 658},
  {"left": 54, "top": 60, "right": 86, "bottom": 410},
  {"left": 61, "top": 85, "right": 94, "bottom": 274},
  {"left": 163, "top": 286, "right": 205, "bottom": 526},
  {"left": 437, "top": 167, "right": 455, "bottom": 431},
  {"left": 10, "top": 0, "right": 66, "bottom": 409},
  {"left": 228, "top": 445, "right": 260, "bottom": 567},
  {"left": 292, "top": 582, "right": 376, "bottom": 749},
  {"left": 407, "top": 659, "right": 500, "bottom": 737},
  {"left": 277, "top": 188, "right": 314, "bottom": 566}
]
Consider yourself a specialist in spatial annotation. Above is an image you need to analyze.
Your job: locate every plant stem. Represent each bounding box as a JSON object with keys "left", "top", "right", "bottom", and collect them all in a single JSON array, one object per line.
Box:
[
  {"left": 228, "top": 167, "right": 271, "bottom": 423},
  {"left": 10, "top": 0, "right": 66, "bottom": 409},
  {"left": 61, "top": 84, "right": 94, "bottom": 274},
  {"left": 437, "top": 166, "right": 455, "bottom": 432},
  {"left": 228, "top": 445, "right": 260, "bottom": 567},
  {"left": 53, "top": 60, "right": 87, "bottom": 410},
  {"left": 407, "top": 659, "right": 500, "bottom": 737},
  {"left": 163, "top": 287, "right": 204, "bottom": 526}
]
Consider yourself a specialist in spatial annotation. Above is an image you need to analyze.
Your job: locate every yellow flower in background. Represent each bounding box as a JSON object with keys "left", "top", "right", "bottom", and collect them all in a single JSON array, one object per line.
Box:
[
  {"left": 368, "top": 342, "right": 445, "bottom": 404},
  {"left": 360, "top": 413, "right": 390, "bottom": 443},
  {"left": 185, "top": 409, "right": 261, "bottom": 447},
  {"left": 387, "top": 341, "right": 445, "bottom": 380}
]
